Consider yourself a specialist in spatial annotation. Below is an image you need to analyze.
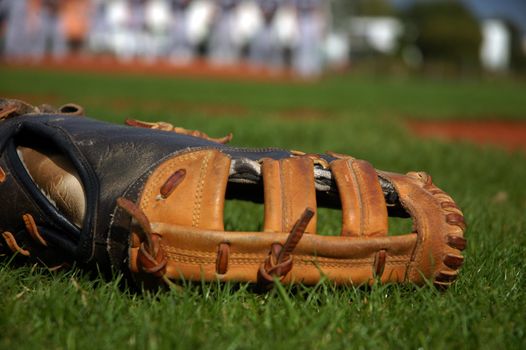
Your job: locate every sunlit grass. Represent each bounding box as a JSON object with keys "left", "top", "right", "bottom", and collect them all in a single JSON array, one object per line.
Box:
[{"left": 0, "top": 68, "right": 525, "bottom": 349}]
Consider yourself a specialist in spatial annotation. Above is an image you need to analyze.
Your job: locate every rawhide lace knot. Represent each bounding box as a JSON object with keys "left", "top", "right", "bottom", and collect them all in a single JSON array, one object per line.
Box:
[
  {"left": 257, "top": 208, "right": 314, "bottom": 290},
  {"left": 117, "top": 198, "right": 167, "bottom": 278}
]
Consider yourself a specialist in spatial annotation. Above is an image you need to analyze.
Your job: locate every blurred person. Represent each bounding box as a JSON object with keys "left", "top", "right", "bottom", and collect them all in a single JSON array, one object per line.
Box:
[
  {"left": 31, "top": 0, "right": 67, "bottom": 60},
  {"left": 235, "top": 0, "right": 262, "bottom": 53},
  {"left": 185, "top": 0, "right": 214, "bottom": 54},
  {"left": 273, "top": 1, "right": 299, "bottom": 67},
  {"left": 107, "top": 0, "right": 148, "bottom": 61},
  {"left": 106, "top": 0, "right": 130, "bottom": 59},
  {"left": 248, "top": 0, "right": 284, "bottom": 71},
  {"left": 62, "top": 0, "right": 90, "bottom": 53},
  {"left": 168, "top": 0, "right": 194, "bottom": 65},
  {"left": 144, "top": 0, "right": 172, "bottom": 61},
  {"left": 127, "top": 0, "right": 148, "bottom": 58},
  {"left": 1, "top": 0, "right": 31, "bottom": 59},
  {"left": 208, "top": 0, "right": 240, "bottom": 66},
  {"left": 0, "top": 0, "right": 6, "bottom": 53},
  {"left": 293, "top": 0, "right": 325, "bottom": 77},
  {"left": 89, "top": 0, "right": 111, "bottom": 54},
  {"left": 106, "top": 0, "right": 139, "bottom": 61}
]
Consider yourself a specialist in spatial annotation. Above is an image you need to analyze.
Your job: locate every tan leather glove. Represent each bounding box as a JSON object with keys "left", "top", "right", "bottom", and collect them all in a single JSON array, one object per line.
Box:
[{"left": 0, "top": 98, "right": 466, "bottom": 290}]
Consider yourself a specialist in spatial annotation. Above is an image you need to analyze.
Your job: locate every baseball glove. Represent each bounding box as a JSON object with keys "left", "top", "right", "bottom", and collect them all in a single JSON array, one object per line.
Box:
[{"left": 0, "top": 98, "right": 466, "bottom": 290}]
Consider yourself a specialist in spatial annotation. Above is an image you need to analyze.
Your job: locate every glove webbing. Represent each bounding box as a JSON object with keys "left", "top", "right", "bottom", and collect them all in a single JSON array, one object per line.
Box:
[
  {"left": 126, "top": 149, "right": 395, "bottom": 286},
  {"left": 121, "top": 148, "right": 466, "bottom": 288},
  {"left": 118, "top": 198, "right": 316, "bottom": 290}
]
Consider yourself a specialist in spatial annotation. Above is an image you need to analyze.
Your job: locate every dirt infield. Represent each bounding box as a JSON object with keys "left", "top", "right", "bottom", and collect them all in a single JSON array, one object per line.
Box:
[
  {"left": 1, "top": 55, "right": 298, "bottom": 82},
  {"left": 2, "top": 56, "right": 525, "bottom": 152},
  {"left": 408, "top": 120, "right": 526, "bottom": 152}
]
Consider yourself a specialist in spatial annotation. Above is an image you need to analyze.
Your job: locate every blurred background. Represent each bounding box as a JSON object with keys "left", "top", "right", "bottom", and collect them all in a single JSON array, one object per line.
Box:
[
  {"left": 0, "top": 0, "right": 525, "bottom": 78},
  {"left": 1, "top": 4, "right": 526, "bottom": 347}
]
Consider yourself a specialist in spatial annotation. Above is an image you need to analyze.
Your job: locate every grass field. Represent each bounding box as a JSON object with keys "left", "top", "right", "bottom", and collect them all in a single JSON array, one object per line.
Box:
[{"left": 0, "top": 66, "right": 525, "bottom": 349}]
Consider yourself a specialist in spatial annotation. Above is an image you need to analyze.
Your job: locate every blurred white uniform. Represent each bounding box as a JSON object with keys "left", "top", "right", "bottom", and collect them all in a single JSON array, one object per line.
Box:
[
  {"left": 89, "top": 0, "right": 111, "bottom": 54},
  {"left": 208, "top": 0, "right": 240, "bottom": 66},
  {"left": 248, "top": 0, "right": 283, "bottom": 70},
  {"left": 144, "top": 0, "right": 172, "bottom": 60},
  {"left": 168, "top": 0, "right": 194, "bottom": 64},
  {"left": 185, "top": 0, "right": 214, "bottom": 47},
  {"left": 293, "top": 0, "right": 324, "bottom": 77},
  {"left": 32, "top": 0, "right": 67, "bottom": 60},
  {"left": 106, "top": 0, "right": 142, "bottom": 61},
  {"left": 128, "top": 0, "right": 147, "bottom": 58},
  {"left": 2, "top": 0, "right": 30, "bottom": 59}
]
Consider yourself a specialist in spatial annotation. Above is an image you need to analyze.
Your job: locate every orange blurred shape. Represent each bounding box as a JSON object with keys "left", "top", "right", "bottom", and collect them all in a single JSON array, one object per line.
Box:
[{"left": 62, "top": 0, "right": 90, "bottom": 42}]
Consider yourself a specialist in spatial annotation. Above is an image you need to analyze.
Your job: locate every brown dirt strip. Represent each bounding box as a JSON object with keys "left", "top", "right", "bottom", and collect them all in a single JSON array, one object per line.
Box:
[
  {"left": 0, "top": 92, "right": 332, "bottom": 121},
  {"left": 3, "top": 56, "right": 524, "bottom": 152},
  {"left": 1, "top": 55, "right": 303, "bottom": 83},
  {"left": 408, "top": 120, "right": 526, "bottom": 152}
]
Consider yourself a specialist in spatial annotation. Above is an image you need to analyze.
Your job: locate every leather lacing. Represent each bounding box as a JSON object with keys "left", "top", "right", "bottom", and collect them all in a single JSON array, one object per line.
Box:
[
  {"left": 22, "top": 213, "right": 48, "bottom": 246},
  {"left": 256, "top": 208, "right": 314, "bottom": 290},
  {"left": 116, "top": 198, "right": 315, "bottom": 289},
  {"left": 1, "top": 214, "right": 49, "bottom": 255},
  {"left": 159, "top": 169, "right": 186, "bottom": 199},
  {"left": 116, "top": 198, "right": 168, "bottom": 281},
  {"left": 116, "top": 166, "right": 191, "bottom": 287},
  {"left": 413, "top": 172, "right": 467, "bottom": 288},
  {"left": 125, "top": 119, "right": 233, "bottom": 144},
  {"left": 1, "top": 231, "right": 30, "bottom": 256},
  {"left": 1, "top": 213, "right": 68, "bottom": 270},
  {"left": 117, "top": 164, "right": 378, "bottom": 289},
  {"left": 116, "top": 163, "right": 316, "bottom": 290}
]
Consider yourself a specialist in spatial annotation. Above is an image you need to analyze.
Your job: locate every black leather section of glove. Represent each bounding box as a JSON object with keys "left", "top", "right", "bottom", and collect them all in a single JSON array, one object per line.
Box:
[
  {"left": 0, "top": 114, "right": 303, "bottom": 272},
  {"left": 0, "top": 113, "right": 402, "bottom": 275}
]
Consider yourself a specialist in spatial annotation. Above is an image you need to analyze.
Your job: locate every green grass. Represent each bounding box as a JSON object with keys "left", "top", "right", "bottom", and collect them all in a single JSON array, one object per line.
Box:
[
  {"left": 1, "top": 67, "right": 525, "bottom": 349},
  {"left": 1, "top": 67, "right": 526, "bottom": 120}
]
